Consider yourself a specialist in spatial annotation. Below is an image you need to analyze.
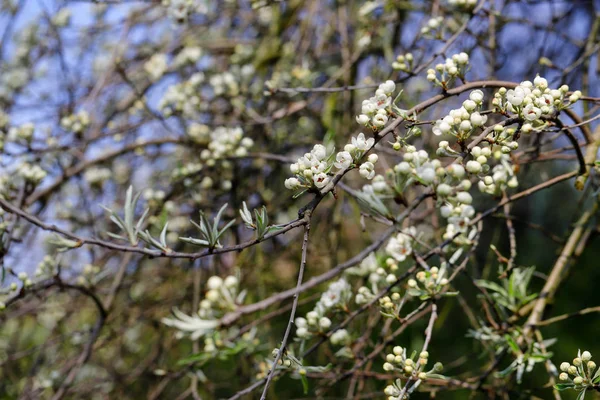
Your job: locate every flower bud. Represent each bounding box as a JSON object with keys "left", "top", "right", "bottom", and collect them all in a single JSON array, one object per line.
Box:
[
  {"left": 447, "top": 164, "right": 465, "bottom": 179},
  {"left": 224, "top": 275, "right": 238, "bottom": 288},
  {"left": 296, "top": 327, "right": 308, "bottom": 338},
  {"left": 588, "top": 361, "right": 596, "bottom": 371},
  {"left": 456, "top": 191, "right": 473, "bottom": 204},
  {"left": 356, "top": 114, "right": 370, "bottom": 125},
  {"left": 436, "top": 183, "right": 452, "bottom": 196},
  {"left": 384, "top": 385, "right": 396, "bottom": 396},
  {"left": 205, "top": 290, "right": 219, "bottom": 302},
  {"left": 582, "top": 351, "right": 592, "bottom": 362},
  {"left": 470, "top": 90, "right": 484, "bottom": 103},
  {"left": 459, "top": 120, "right": 472, "bottom": 132},
  {"left": 463, "top": 99, "right": 477, "bottom": 111},
  {"left": 521, "top": 123, "right": 533, "bottom": 134},
  {"left": 476, "top": 155, "right": 488, "bottom": 165},
  {"left": 466, "top": 160, "right": 482, "bottom": 174},
  {"left": 568, "top": 365, "right": 578, "bottom": 375},
  {"left": 559, "top": 372, "right": 568, "bottom": 381},
  {"left": 319, "top": 317, "right": 332, "bottom": 329}
]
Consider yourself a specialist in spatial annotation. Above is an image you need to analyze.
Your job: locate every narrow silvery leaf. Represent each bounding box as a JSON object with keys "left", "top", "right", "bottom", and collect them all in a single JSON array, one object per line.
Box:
[
  {"left": 106, "top": 232, "right": 127, "bottom": 241},
  {"left": 159, "top": 222, "right": 169, "bottom": 247},
  {"left": 135, "top": 208, "right": 150, "bottom": 235},
  {"left": 179, "top": 237, "right": 210, "bottom": 246},
  {"left": 239, "top": 201, "right": 253, "bottom": 227},
  {"left": 124, "top": 186, "right": 134, "bottom": 232}
]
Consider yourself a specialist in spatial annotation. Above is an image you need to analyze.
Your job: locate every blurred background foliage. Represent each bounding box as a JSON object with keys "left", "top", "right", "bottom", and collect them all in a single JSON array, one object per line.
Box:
[{"left": 0, "top": 0, "right": 599, "bottom": 399}]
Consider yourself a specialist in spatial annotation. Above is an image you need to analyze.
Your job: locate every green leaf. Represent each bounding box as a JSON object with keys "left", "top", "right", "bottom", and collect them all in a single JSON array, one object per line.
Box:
[
  {"left": 553, "top": 383, "right": 575, "bottom": 391},
  {"left": 106, "top": 231, "right": 127, "bottom": 241},
  {"left": 476, "top": 280, "right": 509, "bottom": 298},
  {"left": 592, "top": 368, "right": 600, "bottom": 383},
  {"left": 392, "top": 89, "right": 404, "bottom": 106},
  {"left": 442, "top": 291, "right": 460, "bottom": 297},
  {"left": 179, "top": 237, "right": 210, "bottom": 246},
  {"left": 159, "top": 222, "right": 169, "bottom": 246},
  {"left": 300, "top": 374, "right": 309, "bottom": 394},
  {"left": 576, "top": 389, "right": 587, "bottom": 400},
  {"left": 504, "top": 335, "right": 520, "bottom": 354},
  {"left": 177, "top": 352, "right": 213, "bottom": 366},
  {"left": 292, "top": 189, "right": 309, "bottom": 199}
]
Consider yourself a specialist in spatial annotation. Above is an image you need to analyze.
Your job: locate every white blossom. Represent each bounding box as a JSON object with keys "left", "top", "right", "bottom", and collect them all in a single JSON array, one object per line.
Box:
[
  {"left": 386, "top": 228, "right": 416, "bottom": 262},
  {"left": 334, "top": 151, "right": 353, "bottom": 169}
]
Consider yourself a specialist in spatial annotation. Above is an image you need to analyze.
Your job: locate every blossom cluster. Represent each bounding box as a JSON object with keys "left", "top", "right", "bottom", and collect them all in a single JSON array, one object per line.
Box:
[
  {"left": 34, "top": 255, "right": 56, "bottom": 278},
  {"left": 60, "top": 110, "right": 90, "bottom": 134},
  {"left": 142, "top": 188, "right": 167, "bottom": 208},
  {"left": 159, "top": 72, "right": 205, "bottom": 116},
  {"left": 199, "top": 275, "right": 241, "bottom": 318},
  {"left": 337, "top": 132, "right": 379, "bottom": 179},
  {"left": 285, "top": 144, "right": 333, "bottom": 191},
  {"left": 0, "top": 276, "right": 25, "bottom": 310},
  {"left": 382, "top": 346, "right": 443, "bottom": 399},
  {"left": 294, "top": 278, "right": 351, "bottom": 343},
  {"left": 163, "top": 0, "right": 191, "bottom": 22},
  {"left": 355, "top": 80, "right": 396, "bottom": 130},
  {"left": 162, "top": 274, "right": 242, "bottom": 341},
  {"left": 420, "top": 16, "right": 443, "bottom": 37},
  {"left": 432, "top": 89, "right": 487, "bottom": 139},
  {"left": 285, "top": 132, "right": 380, "bottom": 192},
  {"left": 354, "top": 258, "right": 402, "bottom": 309},
  {"left": 557, "top": 350, "right": 600, "bottom": 393},
  {"left": 144, "top": 54, "right": 169, "bottom": 81},
  {"left": 18, "top": 162, "right": 47, "bottom": 185},
  {"left": 76, "top": 264, "right": 102, "bottom": 287},
  {"left": 84, "top": 167, "right": 112, "bottom": 187},
  {"left": 426, "top": 52, "right": 469, "bottom": 88},
  {"left": 173, "top": 46, "right": 202, "bottom": 68},
  {"left": 448, "top": 0, "right": 477, "bottom": 9},
  {"left": 407, "top": 265, "right": 452, "bottom": 300},
  {"left": 392, "top": 53, "right": 414, "bottom": 72},
  {"left": 493, "top": 76, "right": 581, "bottom": 129},
  {"left": 203, "top": 126, "right": 253, "bottom": 160},
  {"left": 390, "top": 145, "right": 477, "bottom": 243},
  {"left": 476, "top": 152, "right": 518, "bottom": 195},
  {"left": 210, "top": 69, "right": 249, "bottom": 97},
  {"left": 171, "top": 126, "right": 250, "bottom": 192},
  {"left": 7, "top": 122, "right": 35, "bottom": 143}
]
